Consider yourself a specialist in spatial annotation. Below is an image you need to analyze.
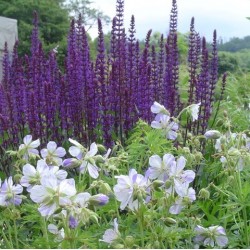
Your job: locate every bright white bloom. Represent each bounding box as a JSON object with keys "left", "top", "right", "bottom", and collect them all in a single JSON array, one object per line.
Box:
[
  {"left": 169, "top": 156, "right": 195, "bottom": 192},
  {"left": 48, "top": 224, "right": 65, "bottom": 242},
  {"left": 169, "top": 184, "right": 196, "bottom": 214},
  {"left": 66, "top": 139, "right": 99, "bottom": 179},
  {"left": 19, "top": 135, "right": 40, "bottom": 160},
  {"left": 151, "top": 114, "right": 179, "bottom": 140},
  {"left": 20, "top": 160, "right": 50, "bottom": 191},
  {"left": 147, "top": 154, "right": 175, "bottom": 181},
  {"left": 204, "top": 130, "right": 221, "bottom": 139},
  {"left": 0, "top": 177, "right": 23, "bottom": 206},
  {"left": 48, "top": 166, "right": 68, "bottom": 182},
  {"left": 41, "top": 141, "right": 66, "bottom": 166},
  {"left": 114, "top": 169, "right": 150, "bottom": 210},
  {"left": 100, "top": 218, "right": 120, "bottom": 245},
  {"left": 194, "top": 225, "right": 228, "bottom": 247},
  {"left": 151, "top": 101, "right": 170, "bottom": 115},
  {"left": 30, "top": 175, "right": 76, "bottom": 216},
  {"left": 188, "top": 102, "right": 201, "bottom": 122}
]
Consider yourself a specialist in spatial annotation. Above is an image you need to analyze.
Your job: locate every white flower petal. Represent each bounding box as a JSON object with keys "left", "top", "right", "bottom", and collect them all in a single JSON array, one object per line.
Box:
[
  {"left": 30, "top": 139, "right": 40, "bottom": 148},
  {"left": 23, "top": 135, "right": 32, "bottom": 145},
  {"left": 47, "top": 141, "right": 57, "bottom": 152}
]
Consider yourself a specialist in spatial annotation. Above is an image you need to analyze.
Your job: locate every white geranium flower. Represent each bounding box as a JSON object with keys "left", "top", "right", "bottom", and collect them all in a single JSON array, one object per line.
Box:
[
  {"left": 48, "top": 166, "right": 68, "bottom": 182},
  {"left": 151, "top": 101, "right": 170, "bottom": 115},
  {"left": 100, "top": 218, "right": 120, "bottom": 245},
  {"left": 194, "top": 225, "right": 228, "bottom": 247},
  {"left": 169, "top": 184, "right": 196, "bottom": 214},
  {"left": 0, "top": 177, "right": 23, "bottom": 206},
  {"left": 188, "top": 102, "right": 201, "bottom": 122},
  {"left": 19, "top": 135, "right": 40, "bottom": 160},
  {"left": 147, "top": 154, "right": 175, "bottom": 181},
  {"left": 114, "top": 169, "right": 150, "bottom": 210},
  {"left": 65, "top": 139, "right": 99, "bottom": 179},
  {"left": 48, "top": 224, "right": 65, "bottom": 242},
  {"left": 169, "top": 156, "right": 195, "bottom": 192},
  {"left": 30, "top": 175, "right": 76, "bottom": 216},
  {"left": 41, "top": 141, "right": 66, "bottom": 166},
  {"left": 151, "top": 114, "right": 179, "bottom": 140},
  {"left": 20, "top": 160, "right": 50, "bottom": 191}
]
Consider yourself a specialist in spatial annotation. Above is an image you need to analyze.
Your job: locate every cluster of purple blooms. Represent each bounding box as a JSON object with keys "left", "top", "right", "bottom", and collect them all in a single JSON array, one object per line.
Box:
[{"left": 0, "top": 0, "right": 226, "bottom": 175}]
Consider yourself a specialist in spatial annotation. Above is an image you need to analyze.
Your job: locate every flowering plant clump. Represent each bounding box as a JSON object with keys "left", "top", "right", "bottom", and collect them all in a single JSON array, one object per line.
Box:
[
  {"left": 0, "top": 0, "right": 249, "bottom": 248},
  {"left": 0, "top": 96, "right": 247, "bottom": 248}
]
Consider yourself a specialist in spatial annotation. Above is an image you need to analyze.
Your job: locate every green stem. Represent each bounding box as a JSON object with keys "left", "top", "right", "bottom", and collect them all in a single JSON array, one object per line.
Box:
[
  {"left": 1, "top": 226, "right": 13, "bottom": 248},
  {"left": 112, "top": 170, "right": 120, "bottom": 220},
  {"left": 13, "top": 219, "right": 19, "bottom": 248},
  {"left": 41, "top": 217, "right": 50, "bottom": 249},
  {"left": 138, "top": 206, "right": 145, "bottom": 248}
]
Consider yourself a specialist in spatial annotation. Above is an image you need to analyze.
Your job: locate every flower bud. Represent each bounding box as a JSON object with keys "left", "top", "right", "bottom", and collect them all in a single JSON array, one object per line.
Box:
[
  {"left": 87, "top": 157, "right": 96, "bottom": 166},
  {"left": 183, "top": 147, "right": 190, "bottom": 154},
  {"left": 96, "top": 144, "right": 107, "bottom": 153},
  {"left": 14, "top": 174, "right": 22, "bottom": 183},
  {"left": 125, "top": 236, "right": 134, "bottom": 247},
  {"left": 113, "top": 244, "right": 124, "bottom": 249},
  {"left": 198, "top": 188, "right": 210, "bottom": 200},
  {"left": 62, "top": 158, "right": 81, "bottom": 168},
  {"left": 89, "top": 194, "right": 109, "bottom": 206},
  {"left": 194, "top": 151, "right": 203, "bottom": 162},
  {"left": 164, "top": 217, "right": 177, "bottom": 224},
  {"left": 152, "top": 180, "right": 165, "bottom": 190},
  {"left": 165, "top": 180, "right": 172, "bottom": 189},
  {"left": 69, "top": 215, "right": 78, "bottom": 229},
  {"left": 204, "top": 130, "right": 221, "bottom": 139},
  {"left": 99, "top": 182, "right": 113, "bottom": 196},
  {"left": 94, "top": 155, "right": 105, "bottom": 164},
  {"left": 153, "top": 240, "right": 160, "bottom": 248}
]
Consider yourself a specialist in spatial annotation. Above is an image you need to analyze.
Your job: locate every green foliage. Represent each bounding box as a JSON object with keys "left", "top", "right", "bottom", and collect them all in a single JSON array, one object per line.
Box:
[
  {"left": 0, "top": 0, "right": 69, "bottom": 57},
  {"left": 126, "top": 120, "right": 174, "bottom": 170},
  {"left": 218, "top": 36, "right": 250, "bottom": 52},
  {"left": 218, "top": 51, "right": 239, "bottom": 75}
]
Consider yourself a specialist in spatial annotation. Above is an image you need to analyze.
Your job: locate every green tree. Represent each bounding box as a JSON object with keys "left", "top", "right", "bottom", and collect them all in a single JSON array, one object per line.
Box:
[
  {"left": 0, "top": 0, "right": 70, "bottom": 57},
  {"left": 0, "top": 0, "right": 110, "bottom": 63},
  {"left": 63, "top": 0, "right": 110, "bottom": 29}
]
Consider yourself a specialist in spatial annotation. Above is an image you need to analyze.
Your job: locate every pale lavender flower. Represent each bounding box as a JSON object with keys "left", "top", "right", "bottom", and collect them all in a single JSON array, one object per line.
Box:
[
  {"left": 30, "top": 175, "right": 76, "bottom": 216},
  {"left": 66, "top": 139, "right": 99, "bottom": 179},
  {"left": 151, "top": 114, "right": 179, "bottom": 140},
  {"left": 48, "top": 224, "right": 65, "bottom": 242},
  {"left": 147, "top": 154, "right": 175, "bottom": 181},
  {"left": 0, "top": 177, "right": 23, "bottom": 206},
  {"left": 18, "top": 135, "right": 40, "bottom": 160},
  {"left": 114, "top": 169, "right": 150, "bottom": 210},
  {"left": 20, "top": 159, "right": 50, "bottom": 191},
  {"left": 41, "top": 141, "right": 66, "bottom": 166},
  {"left": 194, "top": 225, "right": 228, "bottom": 247},
  {"left": 151, "top": 101, "right": 170, "bottom": 115},
  {"left": 169, "top": 156, "right": 195, "bottom": 192},
  {"left": 48, "top": 166, "right": 68, "bottom": 182},
  {"left": 100, "top": 218, "right": 120, "bottom": 245},
  {"left": 169, "top": 184, "right": 196, "bottom": 214}
]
